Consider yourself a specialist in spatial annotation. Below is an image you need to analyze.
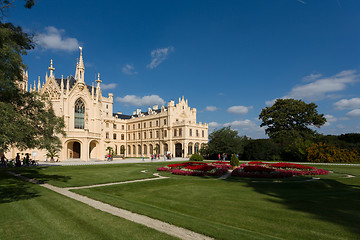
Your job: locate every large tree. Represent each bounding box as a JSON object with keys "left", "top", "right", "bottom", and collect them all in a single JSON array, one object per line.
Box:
[
  {"left": 0, "top": 0, "right": 65, "bottom": 153},
  {"left": 202, "top": 127, "right": 248, "bottom": 159},
  {"left": 259, "top": 98, "right": 326, "bottom": 140}
]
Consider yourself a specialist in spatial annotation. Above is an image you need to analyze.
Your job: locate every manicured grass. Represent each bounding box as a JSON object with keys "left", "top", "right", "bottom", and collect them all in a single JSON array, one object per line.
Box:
[
  {"left": 73, "top": 164, "right": 360, "bottom": 240},
  {"left": 3, "top": 162, "right": 360, "bottom": 239},
  {"left": 10, "top": 163, "right": 160, "bottom": 187},
  {"left": 0, "top": 170, "right": 177, "bottom": 240}
]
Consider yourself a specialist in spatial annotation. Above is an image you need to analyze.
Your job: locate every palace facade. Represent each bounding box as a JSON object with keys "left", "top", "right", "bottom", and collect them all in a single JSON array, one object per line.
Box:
[{"left": 8, "top": 49, "right": 208, "bottom": 161}]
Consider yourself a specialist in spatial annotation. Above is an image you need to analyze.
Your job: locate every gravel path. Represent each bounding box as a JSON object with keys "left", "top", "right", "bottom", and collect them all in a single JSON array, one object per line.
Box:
[{"left": 8, "top": 171, "right": 213, "bottom": 240}]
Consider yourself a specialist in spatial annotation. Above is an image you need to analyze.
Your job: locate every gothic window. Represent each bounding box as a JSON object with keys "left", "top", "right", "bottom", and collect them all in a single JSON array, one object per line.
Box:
[
  {"left": 113, "top": 133, "right": 117, "bottom": 140},
  {"left": 196, "top": 130, "right": 199, "bottom": 137},
  {"left": 164, "top": 119, "right": 167, "bottom": 125},
  {"left": 156, "top": 120, "right": 158, "bottom": 126},
  {"left": 144, "top": 123, "right": 146, "bottom": 128},
  {"left": 150, "top": 131, "right": 152, "bottom": 138},
  {"left": 106, "top": 132, "right": 109, "bottom": 139},
  {"left": 74, "top": 98, "right": 85, "bottom": 129},
  {"left": 150, "top": 122, "right": 152, "bottom": 127}
]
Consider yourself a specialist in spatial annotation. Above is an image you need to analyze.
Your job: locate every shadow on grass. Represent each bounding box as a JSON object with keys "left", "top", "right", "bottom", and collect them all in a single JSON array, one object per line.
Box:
[
  {"left": 226, "top": 176, "right": 360, "bottom": 236},
  {"left": 0, "top": 167, "right": 71, "bottom": 203},
  {"left": 10, "top": 167, "right": 71, "bottom": 184}
]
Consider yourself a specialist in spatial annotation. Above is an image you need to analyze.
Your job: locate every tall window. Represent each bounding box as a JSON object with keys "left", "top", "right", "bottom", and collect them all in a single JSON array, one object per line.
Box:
[{"left": 74, "top": 98, "right": 85, "bottom": 129}]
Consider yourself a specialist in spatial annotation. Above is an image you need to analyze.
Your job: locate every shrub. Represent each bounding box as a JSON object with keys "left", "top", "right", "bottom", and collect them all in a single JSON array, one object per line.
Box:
[
  {"left": 230, "top": 154, "right": 239, "bottom": 167},
  {"left": 189, "top": 154, "right": 204, "bottom": 161},
  {"left": 306, "top": 142, "right": 360, "bottom": 163}
]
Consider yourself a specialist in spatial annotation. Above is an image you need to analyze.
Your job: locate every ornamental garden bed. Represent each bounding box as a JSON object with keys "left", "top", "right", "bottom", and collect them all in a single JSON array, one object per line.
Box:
[
  {"left": 231, "top": 161, "right": 329, "bottom": 178},
  {"left": 158, "top": 161, "right": 329, "bottom": 179},
  {"left": 157, "top": 161, "right": 231, "bottom": 176}
]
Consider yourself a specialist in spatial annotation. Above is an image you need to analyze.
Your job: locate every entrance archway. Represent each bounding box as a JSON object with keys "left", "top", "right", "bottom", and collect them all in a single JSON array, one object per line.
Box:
[
  {"left": 89, "top": 140, "right": 99, "bottom": 159},
  {"left": 67, "top": 141, "right": 81, "bottom": 159},
  {"left": 175, "top": 143, "right": 182, "bottom": 157}
]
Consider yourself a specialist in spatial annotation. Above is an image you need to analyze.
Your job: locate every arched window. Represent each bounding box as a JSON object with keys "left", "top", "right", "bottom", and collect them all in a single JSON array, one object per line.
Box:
[{"left": 75, "top": 98, "right": 85, "bottom": 129}]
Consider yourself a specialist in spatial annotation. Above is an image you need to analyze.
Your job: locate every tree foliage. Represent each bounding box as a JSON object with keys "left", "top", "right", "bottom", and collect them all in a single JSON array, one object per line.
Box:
[
  {"left": 0, "top": 1, "right": 65, "bottom": 153},
  {"left": 259, "top": 99, "right": 326, "bottom": 140},
  {"left": 307, "top": 142, "right": 360, "bottom": 163},
  {"left": 202, "top": 127, "right": 248, "bottom": 159}
]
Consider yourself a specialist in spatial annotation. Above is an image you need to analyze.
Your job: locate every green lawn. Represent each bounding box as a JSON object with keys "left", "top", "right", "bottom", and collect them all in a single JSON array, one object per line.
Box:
[
  {"left": 9, "top": 163, "right": 158, "bottom": 187},
  {"left": 0, "top": 169, "right": 177, "bottom": 240},
  {"left": 2, "top": 162, "right": 360, "bottom": 240}
]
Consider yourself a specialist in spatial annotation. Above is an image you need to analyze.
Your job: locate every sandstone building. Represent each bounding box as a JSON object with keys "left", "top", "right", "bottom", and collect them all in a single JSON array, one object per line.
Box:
[{"left": 9, "top": 48, "right": 208, "bottom": 161}]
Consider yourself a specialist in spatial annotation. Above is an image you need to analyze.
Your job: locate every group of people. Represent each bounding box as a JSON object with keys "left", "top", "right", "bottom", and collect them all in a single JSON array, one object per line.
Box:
[
  {"left": 1, "top": 153, "right": 36, "bottom": 167},
  {"left": 218, "top": 153, "right": 239, "bottom": 161}
]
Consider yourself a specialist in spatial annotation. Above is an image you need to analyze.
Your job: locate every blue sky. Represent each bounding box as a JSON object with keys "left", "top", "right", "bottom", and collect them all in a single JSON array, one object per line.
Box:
[{"left": 6, "top": 0, "right": 360, "bottom": 138}]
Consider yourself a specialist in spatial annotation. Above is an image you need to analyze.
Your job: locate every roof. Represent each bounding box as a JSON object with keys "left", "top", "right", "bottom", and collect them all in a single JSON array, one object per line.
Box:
[
  {"left": 113, "top": 113, "right": 132, "bottom": 119},
  {"left": 55, "top": 76, "right": 97, "bottom": 95}
]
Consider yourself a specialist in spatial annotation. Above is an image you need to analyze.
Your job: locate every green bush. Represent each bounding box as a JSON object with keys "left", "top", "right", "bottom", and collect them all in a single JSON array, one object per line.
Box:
[
  {"left": 189, "top": 154, "right": 204, "bottom": 161},
  {"left": 230, "top": 154, "right": 239, "bottom": 167}
]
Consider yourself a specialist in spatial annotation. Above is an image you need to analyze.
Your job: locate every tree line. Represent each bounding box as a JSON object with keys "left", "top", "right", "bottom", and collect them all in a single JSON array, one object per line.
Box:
[{"left": 202, "top": 99, "right": 360, "bottom": 163}]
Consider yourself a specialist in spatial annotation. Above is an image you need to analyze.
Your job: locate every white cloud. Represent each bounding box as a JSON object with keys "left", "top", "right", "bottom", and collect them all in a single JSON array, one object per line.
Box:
[
  {"left": 146, "top": 46, "right": 174, "bottom": 69},
  {"left": 346, "top": 109, "right": 360, "bottom": 117},
  {"left": 122, "top": 64, "right": 138, "bottom": 75},
  {"left": 35, "top": 26, "right": 79, "bottom": 52},
  {"left": 334, "top": 98, "right": 360, "bottom": 110},
  {"left": 227, "top": 106, "right": 253, "bottom": 115},
  {"left": 205, "top": 106, "right": 217, "bottom": 111},
  {"left": 116, "top": 95, "right": 165, "bottom": 106},
  {"left": 325, "top": 114, "right": 337, "bottom": 122},
  {"left": 323, "top": 114, "right": 337, "bottom": 127},
  {"left": 286, "top": 70, "right": 358, "bottom": 100},
  {"left": 302, "top": 73, "right": 322, "bottom": 82},
  {"left": 208, "top": 122, "right": 221, "bottom": 128},
  {"left": 101, "top": 83, "right": 117, "bottom": 90},
  {"left": 265, "top": 99, "right": 276, "bottom": 106},
  {"left": 223, "top": 119, "right": 256, "bottom": 128}
]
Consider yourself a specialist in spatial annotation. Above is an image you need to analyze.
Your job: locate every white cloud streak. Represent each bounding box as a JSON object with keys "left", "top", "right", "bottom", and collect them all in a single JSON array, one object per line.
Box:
[
  {"left": 146, "top": 46, "right": 174, "bottom": 69},
  {"left": 116, "top": 95, "right": 165, "bottom": 107},
  {"left": 223, "top": 119, "right": 256, "bottom": 128},
  {"left": 205, "top": 106, "right": 217, "bottom": 112},
  {"left": 227, "top": 106, "right": 253, "bottom": 115},
  {"left": 334, "top": 98, "right": 360, "bottom": 110},
  {"left": 346, "top": 109, "right": 360, "bottom": 117},
  {"left": 285, "top": 70, "right": 358, "bottom": 100},
  {"left": 101, "top": 83, "right": 117, "bottom": 90},
  {"left": 208, "top": 122, "right": 221, "bottom": 128},
  {"left": 35, "top": 26, "right": 79, "bottom": 52},
  {"left": 122, "top": 64, "right": 138, "bottom": 75}
]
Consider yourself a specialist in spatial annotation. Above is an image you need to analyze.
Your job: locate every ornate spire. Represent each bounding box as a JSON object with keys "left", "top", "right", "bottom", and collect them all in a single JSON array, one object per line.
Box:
[
  {"left": 60, "top": 75, "right": 64, "bottom": 92},
  {"left": 96, "top": 73, "right": 102, "bottom": 86},
  {"left": 96, "top": 73, "right": 101, "bottom": 101},
  {"left": 75, "top": 46, "right": 85, "bottom": 82},
  {"left": 49, "top": 59, "right": 55, "bottom": 78},
  {"left": 37, "top": 76, "right": 41, "bottom": 91}
]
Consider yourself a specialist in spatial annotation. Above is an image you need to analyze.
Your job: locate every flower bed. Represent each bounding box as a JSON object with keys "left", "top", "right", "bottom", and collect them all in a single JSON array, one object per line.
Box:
[
  {"left": 157, "top": 161, "right": 231, "bottom": 176},
  {"left": 232, "top": 162, "right": 329, "bottom": 178}
]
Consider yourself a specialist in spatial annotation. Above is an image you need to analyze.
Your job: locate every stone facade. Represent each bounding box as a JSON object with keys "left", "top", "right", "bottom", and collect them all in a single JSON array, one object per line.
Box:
[{"left": 7, "top": 49, "right": 208, "bottom": 161}]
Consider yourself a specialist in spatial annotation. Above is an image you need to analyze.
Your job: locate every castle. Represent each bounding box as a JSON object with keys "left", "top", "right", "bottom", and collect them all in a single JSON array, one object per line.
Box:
[{"left": 9, "top": 48, "right": 208, "bottom": 161}]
